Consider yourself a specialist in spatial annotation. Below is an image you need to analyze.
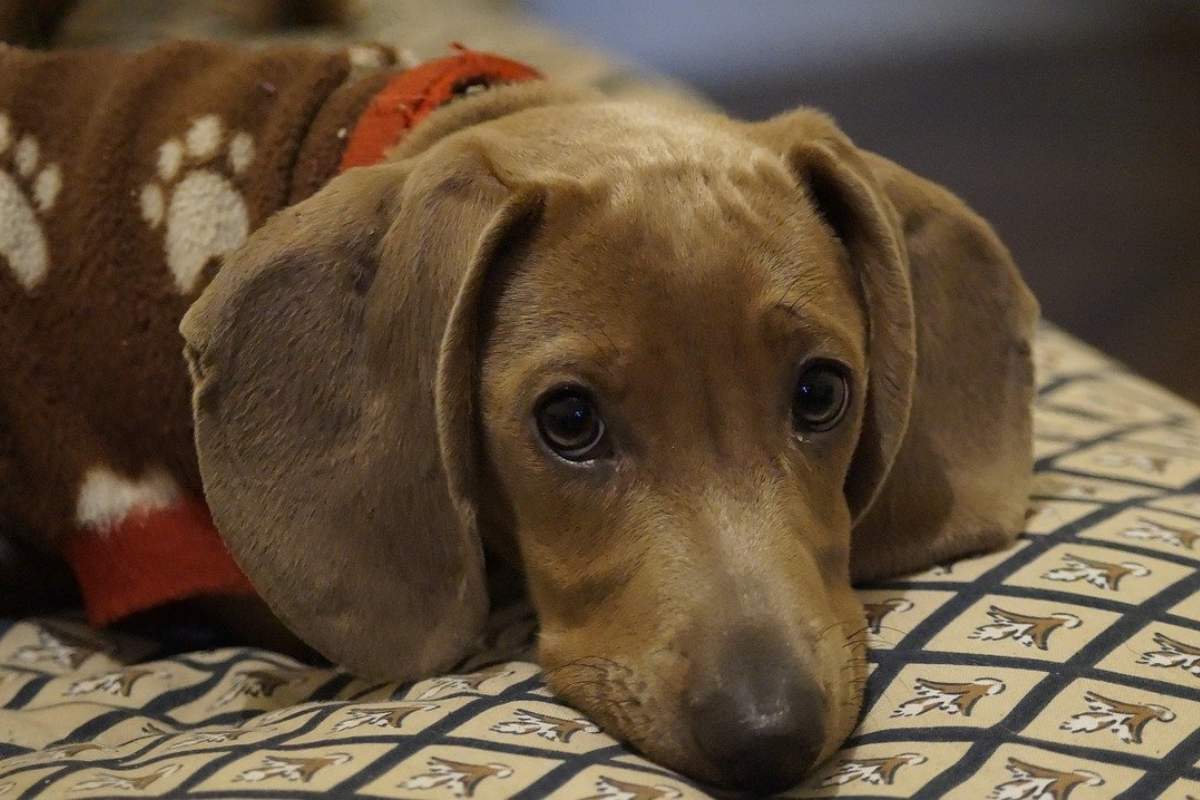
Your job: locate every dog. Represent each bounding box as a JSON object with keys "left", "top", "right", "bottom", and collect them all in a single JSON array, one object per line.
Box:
[{"left": 0, "top": 35, "right": 1038, "bottom": 793}]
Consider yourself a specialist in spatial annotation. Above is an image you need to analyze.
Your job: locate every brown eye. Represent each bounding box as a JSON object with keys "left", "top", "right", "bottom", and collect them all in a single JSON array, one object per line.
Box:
[
  {"left": 793, "top": 361, "right": 849, "bottom": 432},
  {"left": 536, "top": 387, "right": 607, "bottom": 461}
]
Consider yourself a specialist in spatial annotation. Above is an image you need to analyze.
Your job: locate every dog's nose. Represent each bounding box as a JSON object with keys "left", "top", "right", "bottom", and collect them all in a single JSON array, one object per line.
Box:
[{"left": 687, "top": 629, "right": 825, "bottom": 794}]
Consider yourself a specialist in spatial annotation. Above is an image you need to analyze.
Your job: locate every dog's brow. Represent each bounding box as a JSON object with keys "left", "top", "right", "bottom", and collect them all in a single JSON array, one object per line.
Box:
[
  {"left": 764, "top": 301, "right": 860, "bottom": 359},
  {"left": 536, "top": 332, "right": 622, "bottom": 373},
  {"left": 514, "top": 343, "right": 629, "bottom": 401},
  {"left": 772, "top": 299, "right": 812, "bottom": 319}
]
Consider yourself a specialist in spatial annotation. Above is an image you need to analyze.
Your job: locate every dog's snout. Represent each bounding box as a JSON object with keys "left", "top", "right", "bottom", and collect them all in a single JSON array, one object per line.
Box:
[{"left": 687, "top": 629, "right": 825, "bottom": 794}]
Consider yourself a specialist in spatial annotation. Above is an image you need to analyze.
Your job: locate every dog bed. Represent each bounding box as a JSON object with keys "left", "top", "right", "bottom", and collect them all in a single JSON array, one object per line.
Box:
[{"left": 2, "top": 324, "right": 1198, "bottom": 798}]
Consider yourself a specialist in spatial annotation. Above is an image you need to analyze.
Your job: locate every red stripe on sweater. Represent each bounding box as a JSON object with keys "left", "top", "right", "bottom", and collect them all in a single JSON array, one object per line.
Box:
[{"left": 63, "top": 499, "right": 255, "bottom": 626}]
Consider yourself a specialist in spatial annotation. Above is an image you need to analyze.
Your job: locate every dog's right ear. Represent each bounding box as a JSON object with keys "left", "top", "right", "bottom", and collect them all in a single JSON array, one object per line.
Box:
[{"left": 181, "top": 144, "right": 541, "bottom": 679}]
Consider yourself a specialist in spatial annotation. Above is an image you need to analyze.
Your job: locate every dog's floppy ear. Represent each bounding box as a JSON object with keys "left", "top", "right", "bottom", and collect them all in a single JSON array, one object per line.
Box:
[
  {"left": 751, "top": 109, "right": 1038, "bottom": 580},
  {"left": 848, "top": 148, "right": 1038, "bottom": 580},
  {"left": 750, "top": 109, "right": 917, "bottom": 521},
  {"left": 180, "top": 144, "right": 543, "bottom": 678}
]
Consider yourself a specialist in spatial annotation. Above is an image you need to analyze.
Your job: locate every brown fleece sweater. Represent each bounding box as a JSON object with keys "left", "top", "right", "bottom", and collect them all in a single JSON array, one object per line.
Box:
[{"left": 0, "top": 40, "right": 538, "bottom": 624}]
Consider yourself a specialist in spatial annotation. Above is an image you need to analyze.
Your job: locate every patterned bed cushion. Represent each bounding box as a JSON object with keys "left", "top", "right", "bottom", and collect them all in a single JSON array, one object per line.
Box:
[{"left": 2, "top": 325, "right": 1199, "bottom": 799}]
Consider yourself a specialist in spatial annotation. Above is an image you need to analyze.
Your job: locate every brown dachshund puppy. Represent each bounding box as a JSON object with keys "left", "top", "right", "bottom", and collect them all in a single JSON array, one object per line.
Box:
[
  {"left": 0, "top": 42, "right": 1036, "bottom": 790},
  {"left": 182, "top": 83, "right": 1037, "bottom": 791}
]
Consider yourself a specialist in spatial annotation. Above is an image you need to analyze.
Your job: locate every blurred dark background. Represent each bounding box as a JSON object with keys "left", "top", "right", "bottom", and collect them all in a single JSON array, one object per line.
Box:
[
  {"left": 523, "top": 0, "right": 1200, "bottom": 402},
  {"left": 15, "top": 0, "right": 1198, "bottom": 400}
]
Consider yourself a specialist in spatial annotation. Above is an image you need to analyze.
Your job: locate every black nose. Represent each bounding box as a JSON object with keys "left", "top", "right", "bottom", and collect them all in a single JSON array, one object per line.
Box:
[{"left": 687, "top": 630, "right": 826, "bottom": 794}]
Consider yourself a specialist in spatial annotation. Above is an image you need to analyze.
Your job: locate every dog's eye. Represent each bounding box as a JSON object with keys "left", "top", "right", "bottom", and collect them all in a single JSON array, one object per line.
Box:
[
  {"left": 536, "top": 388, "right": 607, "bottom": 461},
  {"left": 793, "top": 361, "right": 849, "bottom": 433}
]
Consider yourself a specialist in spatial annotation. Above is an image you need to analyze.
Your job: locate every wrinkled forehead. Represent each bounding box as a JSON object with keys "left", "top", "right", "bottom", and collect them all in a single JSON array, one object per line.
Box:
[{"left": 487, "top": 164, "right": 867, "bottom": 371}]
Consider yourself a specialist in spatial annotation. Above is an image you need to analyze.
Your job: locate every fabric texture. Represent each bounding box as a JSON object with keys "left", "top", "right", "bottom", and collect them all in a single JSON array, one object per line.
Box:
[
  {"left": 0, "top": 40, "right": 538, "bottom": 626},
  {"left": 2, "top": 325, "right": 1199, "bottom": 798}
]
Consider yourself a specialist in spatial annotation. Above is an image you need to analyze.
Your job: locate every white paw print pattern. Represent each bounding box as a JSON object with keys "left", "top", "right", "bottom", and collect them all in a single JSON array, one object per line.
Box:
[
  {"left": 0, "top": 111, "right": 61, "bottom": 290},
  {"left": 140, "top": 114, "right": 254, "bottom": 294}
]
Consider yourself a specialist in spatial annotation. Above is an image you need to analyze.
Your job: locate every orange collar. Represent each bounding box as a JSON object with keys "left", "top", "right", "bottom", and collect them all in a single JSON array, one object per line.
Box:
[{"left": 339, "top": 45, "right": 541, "bottom": 171}]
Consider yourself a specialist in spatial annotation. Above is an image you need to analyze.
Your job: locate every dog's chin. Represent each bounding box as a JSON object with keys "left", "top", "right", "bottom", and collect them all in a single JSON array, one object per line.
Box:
[
  {"left": 542, "top": 640, "right": 868, "bottom": 794},
  {"left": 543, "top": 664, "right": 725, "bottom": 788}
]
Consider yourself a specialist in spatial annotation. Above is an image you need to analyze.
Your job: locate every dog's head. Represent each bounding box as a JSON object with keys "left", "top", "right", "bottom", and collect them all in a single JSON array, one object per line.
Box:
[{"left": 182, "top": 87, "right": 1025, "bottom": 792}]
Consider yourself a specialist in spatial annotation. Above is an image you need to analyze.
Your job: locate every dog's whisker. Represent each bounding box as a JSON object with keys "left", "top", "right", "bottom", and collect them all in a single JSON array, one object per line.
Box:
[
  {"left": 542, "top": 655, "right": 631, "bottom": 679},
  {"left": 816, "top": 620, "right": 846, "bottom": 641},
  {"left": 556, "top": 679, "right": 622, "bottom": 695},
  {"left": 842, "top": 625, "right": 873, "bottom": 641}
]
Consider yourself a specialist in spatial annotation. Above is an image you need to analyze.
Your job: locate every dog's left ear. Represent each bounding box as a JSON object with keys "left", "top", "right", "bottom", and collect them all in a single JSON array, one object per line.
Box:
[{"left": 750, "top": 109, "right": 1039, "bottom": 580}]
